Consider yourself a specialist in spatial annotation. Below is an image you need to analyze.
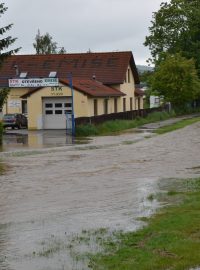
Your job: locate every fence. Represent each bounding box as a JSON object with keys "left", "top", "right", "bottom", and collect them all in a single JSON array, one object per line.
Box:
[{"left": 75, "top": 107, "right": 164, "bottom": 126}]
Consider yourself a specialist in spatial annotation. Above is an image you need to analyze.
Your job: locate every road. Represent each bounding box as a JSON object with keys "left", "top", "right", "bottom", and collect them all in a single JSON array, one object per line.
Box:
[{"left": 0, "top": 121, "right": 200, "bottom": 270}]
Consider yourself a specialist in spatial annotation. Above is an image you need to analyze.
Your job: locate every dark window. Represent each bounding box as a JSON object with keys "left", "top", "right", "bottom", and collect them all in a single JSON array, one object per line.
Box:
[
  {"left": 64, "top": 103, "right": 72, "bottom": 108},
  {"left": 55, "top": 103, "right": 62, "bottom": 108},
  {"left": 45, "top": 110, "right": 53, "bottom": 114},
  {"left": 45, "top": 103, "right": 53, "bottom": 108},
  {"left": 55, "top": 110, "right": 63, "bottom": 114},
  {"left": 114, "top": 98, "right": 118, "bottom": 113},
  {"left": 123, "top": 98, "right": 126, "bottom": 112},
  {"left": 130, "top": 97, "right": 133, "bottom": 111},
  {"left": 124, "top": 74, "right": 127, "bottom": 83},
  {"left": 104, "top": 99, "right": 108, "bottom": 114},
  {"left": 94, "top": 99, "right": 98, "bottom": 116},
  {"left": 21, "top": 100, "right": 27, "bottom": 114},
  {"left": 127, "top": 69, "right": 130, "bottom": 83},
  {"left": 138, "top": 98, "right": 141, "bottom": 110}
]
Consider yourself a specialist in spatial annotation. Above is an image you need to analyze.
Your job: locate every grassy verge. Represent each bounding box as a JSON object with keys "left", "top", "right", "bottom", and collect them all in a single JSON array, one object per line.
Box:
[
  {"left": 155, "top": 116, "right": 200, "bottom": 134},
  {"left": 76, "top": 111, "right": 175, "bottom": 137},
  {"left": 88, "top": 178, "right": 200, "bottom": 270}
]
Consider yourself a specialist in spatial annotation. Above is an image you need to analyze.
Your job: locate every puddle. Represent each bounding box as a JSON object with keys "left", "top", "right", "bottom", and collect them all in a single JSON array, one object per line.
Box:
[{"left": 1, "top": 130, "right": 90, "bottom": 152}]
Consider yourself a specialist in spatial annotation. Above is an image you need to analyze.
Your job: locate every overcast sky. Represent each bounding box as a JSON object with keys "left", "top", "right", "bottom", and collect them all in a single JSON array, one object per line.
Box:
[{"left": 3, "top": 0, "right": 165, "bottom": 65}]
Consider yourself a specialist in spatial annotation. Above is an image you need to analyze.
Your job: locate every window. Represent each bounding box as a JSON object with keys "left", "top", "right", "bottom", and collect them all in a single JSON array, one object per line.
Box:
[
  {"left": 65, "top": 110, "right": 72, "bottom": 114},
  {"left": 21, "top": 100, "right": 27, "bottom": 114},
  {"left": 65, "top": 103, "right": 72, "bottom": 108},
  {"left": 127, "top": 69, "right": 130, "bottom": 83},
  {"left": 130, "top": 97, "right": 133, "bottom": 111},
  {"left": 138, "top": 98, "right": 141, "bottom": 110},
  {"left": 114, "top": 98, "right": 118, "bottom": 113},
  {"left": 104, "top": 99, "right": 108, "bottom": 114},
  {"left": 94, "top": 99, "right": 98, "bottom": 116},
  {"left": 123, "top": 98, "right": 126, "bottom": 112},
  {"left": 55, "top": 110, "right": 63, "bottom": 114},
  {"left": 45, "top": 110, "right": 53, "bottom": 115},
  {"left": 49, "top": 71, "right": 57, "bottom": 78},
  {"left": 45, "top": 103, "right": 53, "bottom": 108},
  {"left": 55, "top": 103, "right": 62, "bottom": 108},
  {"left": 124, "top": 73, "right": 127, "bottom": 83}
]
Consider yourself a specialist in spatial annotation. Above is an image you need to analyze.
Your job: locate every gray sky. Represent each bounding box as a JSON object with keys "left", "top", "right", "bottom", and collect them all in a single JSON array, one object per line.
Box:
[{"left": 3, "top": 0, "right": 164, "bottom": 65}]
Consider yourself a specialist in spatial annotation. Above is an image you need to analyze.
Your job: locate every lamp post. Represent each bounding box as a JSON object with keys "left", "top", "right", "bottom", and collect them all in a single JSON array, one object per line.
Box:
[{"left": 67, "top": 73, "right": 75, "bottom": 137}]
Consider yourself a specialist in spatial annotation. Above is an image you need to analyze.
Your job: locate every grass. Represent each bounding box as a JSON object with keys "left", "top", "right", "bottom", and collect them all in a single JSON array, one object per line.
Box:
[
  {"left": 75, "top": 111, "right": 175, "bottom": 137},
  {"left": 155, "top": 116, "right": 200, "bottom": 134},
  {"left": 87, "top": 177, "right": 200, "bottom": 270}
]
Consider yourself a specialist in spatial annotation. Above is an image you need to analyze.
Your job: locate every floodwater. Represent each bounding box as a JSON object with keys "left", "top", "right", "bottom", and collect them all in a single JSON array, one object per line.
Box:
[
  {"left": 1, "top": 122, "right": 200, "bottom": 270},
  {"left": 1, "top": 130, "right": 75, "bottom": 152}
]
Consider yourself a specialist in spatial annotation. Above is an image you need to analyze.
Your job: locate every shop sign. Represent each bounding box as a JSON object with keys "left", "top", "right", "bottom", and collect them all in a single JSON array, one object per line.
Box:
[
  {"left": 8, "top": 100, "right": 21, "bottom": 108},
  {"left": 51, "top": 86, "right": 63, "bottom": 96},
  {"left": 8, "top": 78, "right": 59, "bottom": 88}
]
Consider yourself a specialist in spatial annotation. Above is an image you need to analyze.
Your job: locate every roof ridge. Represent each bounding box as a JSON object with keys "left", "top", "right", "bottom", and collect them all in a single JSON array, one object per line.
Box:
[{"left": 11, "top": 51, "right": 132, "bottom": 57}]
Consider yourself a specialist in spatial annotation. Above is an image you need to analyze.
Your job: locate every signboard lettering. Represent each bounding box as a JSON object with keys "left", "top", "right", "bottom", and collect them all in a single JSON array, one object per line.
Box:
[{"left": 8, "top": 78, "right": 59, "bottom": 88}]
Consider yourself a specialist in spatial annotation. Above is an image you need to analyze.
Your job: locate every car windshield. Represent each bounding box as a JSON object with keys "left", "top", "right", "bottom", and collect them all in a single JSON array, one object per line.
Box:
[{"left": 3, "top": 114, "right": 16, "bottom": 119}]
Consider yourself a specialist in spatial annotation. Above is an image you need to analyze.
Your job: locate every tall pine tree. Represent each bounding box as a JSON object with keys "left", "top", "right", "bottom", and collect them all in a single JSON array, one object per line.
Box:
[{"left": 0, "top": 3, "right": 20, "bottom": 65}]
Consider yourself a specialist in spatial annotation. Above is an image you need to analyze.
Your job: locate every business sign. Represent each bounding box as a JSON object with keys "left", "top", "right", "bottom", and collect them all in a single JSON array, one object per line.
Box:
[
  {"left": 8, "top": 78, "right": 59, "bottom": 88},
  {"left": 8, "top": 100, "right": 21, "bottom": 108}
]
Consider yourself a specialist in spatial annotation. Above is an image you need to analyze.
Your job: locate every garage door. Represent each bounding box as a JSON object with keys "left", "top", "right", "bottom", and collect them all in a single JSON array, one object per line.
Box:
[{"left": 43, "top": 97, "right": 72, "bottom": 129}]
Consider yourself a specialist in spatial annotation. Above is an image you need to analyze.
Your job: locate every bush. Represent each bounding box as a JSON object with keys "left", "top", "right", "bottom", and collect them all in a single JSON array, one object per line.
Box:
[
  {"left": 75, "top": 124, "right": 98, "bottom": 137},
  {"left": 75, "top": 111, "right": 175, "bottom": 137}
]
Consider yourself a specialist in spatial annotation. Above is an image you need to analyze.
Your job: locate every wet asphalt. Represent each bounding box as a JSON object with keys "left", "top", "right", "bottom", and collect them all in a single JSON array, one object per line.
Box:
[{"left": 0, "top": 116, "right": 200, "bottom": 270}]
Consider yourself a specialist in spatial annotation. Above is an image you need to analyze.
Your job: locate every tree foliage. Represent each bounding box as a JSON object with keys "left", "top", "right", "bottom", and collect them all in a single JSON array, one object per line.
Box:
[
  {"left": 149, "top": 53, "right": 200, "bottom": 108},
  {"left": 0, "top": 3, "right": 20, "bottom": 65},
  {"left": 0, "top": 3, "right": 19, "bottom": 108},
  {"left": 33, "top": 30, "right": 66, "bottom": 54},
  {"left": 144, "top": 0, "right": 200, "bottom": 71},
  {"left": 0, "top": 88, "right": 9, "bottom": 108}
]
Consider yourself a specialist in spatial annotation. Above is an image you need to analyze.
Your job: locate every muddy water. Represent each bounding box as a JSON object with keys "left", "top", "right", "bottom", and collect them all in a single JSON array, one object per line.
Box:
[{"left": 1, "top": 123, "right": 200, "bottom": 270}]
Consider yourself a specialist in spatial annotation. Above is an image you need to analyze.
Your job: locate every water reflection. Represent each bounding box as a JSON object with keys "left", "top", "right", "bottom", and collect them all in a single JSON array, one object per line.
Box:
[{"left": 1, "top": 130, "right": 75, "bottom": 151}]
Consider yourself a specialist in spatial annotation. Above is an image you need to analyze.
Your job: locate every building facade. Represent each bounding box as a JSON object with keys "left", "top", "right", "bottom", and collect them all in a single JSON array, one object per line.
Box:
[{"left": 0, "top": 51, "right": 143, "bottom": 130}]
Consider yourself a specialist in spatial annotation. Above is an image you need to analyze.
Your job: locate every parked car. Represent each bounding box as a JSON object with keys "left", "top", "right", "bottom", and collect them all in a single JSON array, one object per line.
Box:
[{"left": 2, "top": 114, "right": 28, "bottom": 129}]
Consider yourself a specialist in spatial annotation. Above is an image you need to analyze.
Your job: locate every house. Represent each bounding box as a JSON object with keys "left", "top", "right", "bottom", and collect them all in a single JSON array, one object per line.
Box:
[
  {"left": 0, "top": 51, "right": 144, "bottom": 130},
  {"left": 150, "top": 96, "right": 163, "bottom": 108}
]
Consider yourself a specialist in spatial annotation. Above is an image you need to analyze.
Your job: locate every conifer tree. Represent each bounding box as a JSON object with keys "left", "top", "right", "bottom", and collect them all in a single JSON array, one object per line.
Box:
[{"left": 0, "top": 3, "right": 20, "bottom": 65}]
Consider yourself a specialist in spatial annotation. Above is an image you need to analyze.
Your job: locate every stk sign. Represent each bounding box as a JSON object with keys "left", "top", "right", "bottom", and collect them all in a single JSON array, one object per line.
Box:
[{"left": 8, "top": 78, "right": 59, "bottom": 88}]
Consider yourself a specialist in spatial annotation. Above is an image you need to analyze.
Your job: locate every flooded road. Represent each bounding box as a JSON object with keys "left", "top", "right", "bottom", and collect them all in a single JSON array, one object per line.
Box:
[
  {"left": 1, "top": 122, "right": 200, "bottom": 270},
  {"left": 1, "top": 130, "right": 74, "bottom": 152}
]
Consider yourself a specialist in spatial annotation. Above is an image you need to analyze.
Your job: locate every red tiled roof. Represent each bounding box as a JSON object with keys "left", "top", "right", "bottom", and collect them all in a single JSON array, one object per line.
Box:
[
  {"left": 21, "top": 78, "right": 125, "bottom": 98},
  {"left": 135, "top": 88, "right": 144, "bottom": 96},
  {"left": 0, "top": 51, "right": 140, "bottom": 87}
]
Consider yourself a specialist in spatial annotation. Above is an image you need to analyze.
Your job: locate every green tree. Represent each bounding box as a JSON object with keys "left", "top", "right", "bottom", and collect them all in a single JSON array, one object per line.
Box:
[
  {"left": 0, "top": 88, "right": 9, "bottom": 108},
  {"left": 149, "top": 53, "right": 200, "bottom": 109},
  {"left": 33, "top": 30, "right": 66, "bottom": 54},
  {"left": 0, "top": 3, "right": 20, "bottom": 108},
  {"left": 144, "top": 0, "right": 200, "bottom": 70},
  {"left": 0, "top": 3, "right": 20, "bottom": 65},
  {"left": 0, "top": 3, "right": 20, "bottom": 139}
]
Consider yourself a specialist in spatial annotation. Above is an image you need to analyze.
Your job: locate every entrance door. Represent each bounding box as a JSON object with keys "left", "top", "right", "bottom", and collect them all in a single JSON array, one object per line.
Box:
[{"left": 43, "top": 97, "right": 72, "bottom": 129}]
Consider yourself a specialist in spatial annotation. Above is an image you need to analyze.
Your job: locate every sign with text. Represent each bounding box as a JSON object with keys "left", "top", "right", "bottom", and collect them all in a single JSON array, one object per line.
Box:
[
  {"left": 8, "top": 78, "right": 59, "bottom": 88},
  {"left": 8, "top": 100, "right": 21, "bottom": 108}
]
